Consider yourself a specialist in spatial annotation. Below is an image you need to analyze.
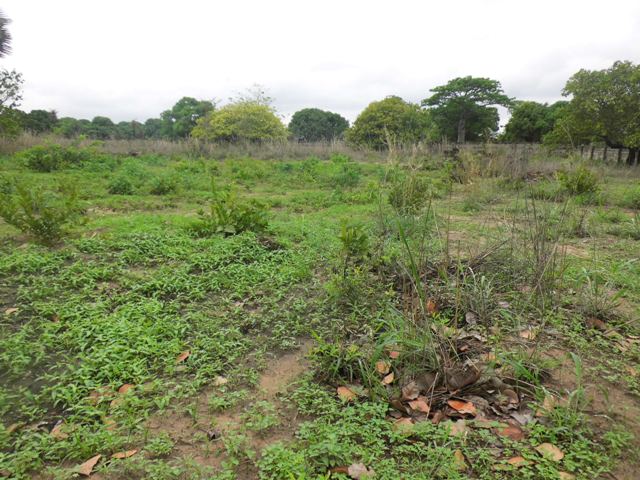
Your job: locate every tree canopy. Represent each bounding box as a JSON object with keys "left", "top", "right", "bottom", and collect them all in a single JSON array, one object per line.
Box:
[
  {"left": 503, "top": 101, "right": 566, "bottom": 143},
  {"left": 160, "top": 97, "right": 215, "bottom": 139},
  {"left": 548, "top": 61, "right": 640, "bottom": 162},
  {"left": 288, "top": 108, "right": 349, "bottom": 142},
  {"left": 346, "top": 96, "right": 435, "bottom": 150},
  {"left": 191, "top": 100, "right": 288, "bottom": 142},
  {"left": 422, "top": 76, "right": 512, "bottom": 143}
]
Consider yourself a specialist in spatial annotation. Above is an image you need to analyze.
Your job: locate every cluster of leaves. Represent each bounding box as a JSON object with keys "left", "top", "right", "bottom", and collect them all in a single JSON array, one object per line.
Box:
[
  {"left": 0, "top": 179, "right": 85, "bottom": 244},
  {"left": 18, "top": 144, "right": 97, "bottom": 172},
  {"left": 189, "top": 179, "right": 269, "bottom": 236}
]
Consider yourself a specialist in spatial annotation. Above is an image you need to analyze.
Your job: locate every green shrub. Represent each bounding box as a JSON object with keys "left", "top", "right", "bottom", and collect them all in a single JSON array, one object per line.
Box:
[
  {"left": 107, "top": 175, "right": 136, "bottom": 195},
  {"left": 18, "top": 144, "right": 93, "bottom": 172},
  {"left": 148, "top": 174, "right": 179, "bottom": 195},
  {"left": 0, "top": 180, "right": 85, "bottom": 244},
  {"left": 388, "top": 174, "right": 440, "bottom": 214},
  {"left": 557, "top": 166, "right": 599, "bottom": 195},
  {"left": 330, "top": 162, "right": 361, "bottom": 188},
  {"left": 189, "top": 180, "right": 268, "bottom": 236},
  {"left": 620, "top": 186, "right": 640, "bottom": 210}
]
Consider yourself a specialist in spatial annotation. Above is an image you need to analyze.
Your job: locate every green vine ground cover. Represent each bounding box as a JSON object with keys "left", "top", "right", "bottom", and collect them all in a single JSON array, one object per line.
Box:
[{"left": 0, "top": 149, "right": 639, "bottom": 479}]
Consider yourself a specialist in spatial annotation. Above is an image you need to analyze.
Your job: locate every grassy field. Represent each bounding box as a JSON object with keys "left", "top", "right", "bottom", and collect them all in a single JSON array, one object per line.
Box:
[{"left": 1, "top": 145, "right": 640, "bottom": 479}]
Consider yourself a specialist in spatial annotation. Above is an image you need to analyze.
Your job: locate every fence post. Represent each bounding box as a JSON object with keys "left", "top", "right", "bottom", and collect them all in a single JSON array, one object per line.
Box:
[
  {"left": 580, "top": 145, "right": 584, "bottom": 157},
  {"left": 617, "top": 148, "right": 622, "bottom": 165},
  {"left": 603, "top": 146, "right": 607, "bottom": 163},
  {"left": 589, "top": 145, "right": 595, "bottom": 160}
]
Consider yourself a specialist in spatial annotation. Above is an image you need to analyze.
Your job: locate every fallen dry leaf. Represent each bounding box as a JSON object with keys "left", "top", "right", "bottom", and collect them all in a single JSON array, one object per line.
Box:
[
  {"left": 50, "top": 421, "right": 69, "bottom": 440},
  {"left": 175, "top": 350, "right": 190, "bottom": 364},
  {"left": 558, "top": 472, "right": 576, "bottom": 480},
  {"left": 382, "top": 372, "right": 395, "bottom": 385},
  {"left": 401, "top": 381, "right": 420, "bottom": 401},
  {"left": 519, "top": 329, "right": 537, "bottom": 340},
  {"left": 447, "top": 419, "right": 468, "bottom": 437},
  {"left": 392, "top": 417, "right": 414, "bottom": 433},
  {"left": 347, "top": 462, "right": 375, "bottom": 479},
  {"left": 337, "top": 386, "right": 357, "bottom": 402},
  {"left": 586, "top": 317, "right": 607, "bottom": 331},
  {"left": 408, "top": 398, "right": 430, "bottom": 414},
  {"left": 4, "top": 307, "right": 18, "bottom": 316},
  {"left": 426, "top": 299, "right": 437, "bottom": 314},
  {"left": 502, "top": 388, "right": 519, "bottom": 405},
  {"left": 375, "top": 360, "right": 390, "bottom": 375},
  {"left": 213, "top": 375, "right": 228, "bottom": 387},
  {"left": 6, "top": 422, "right": 22, "bottom": 434},
  {"left": 507, "top": 456, "right": 530, "bottom": 467},
  {"left": 389, "top": 350, "right": 400, "bottom": 359},
  {"left": 452, "top": 449, "right": 467, "bottom": 471},
  {"left": 535, "top": 395, "right": 557, "bottom": 417},
  {"left": 76, "top": 454, "right": 101, "bottom": 476},
  {"left": 496, "top": 424, "right": 524, "bottom": 441},
  {"left": 447, "top": 399, "right": 477, "bottom": 416},
  {"left": 535, "top": 442, "right": 564, "bottom": 462},
  {"left": 51, "top": 313, "right": 60, "bottom": 323},
  {"left": 103, "top": 416, "right": 117, "bottom": 431},
  {"left": 111, "top": 449, "right": 138, "bottom": 459},
  {"left": 431, "top": 410, "right": 445, "bottom": 425},
  {"left": 118, "top": 384, "right": 135, "bottom": 394}
]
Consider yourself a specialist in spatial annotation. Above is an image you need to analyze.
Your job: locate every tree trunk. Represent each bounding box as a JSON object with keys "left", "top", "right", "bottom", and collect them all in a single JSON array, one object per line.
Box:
[
  {"left": 457, "top": 117, "right": 466, "bottom": 144},
  {"left": 627, "top": 148, "right": 638, "bottom": 166}
]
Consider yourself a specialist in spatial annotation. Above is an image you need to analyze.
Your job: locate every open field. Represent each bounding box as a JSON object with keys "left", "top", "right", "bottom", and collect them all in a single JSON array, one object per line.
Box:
[{"left": 1, "top": 146, "right": 640, "bottom": 479}]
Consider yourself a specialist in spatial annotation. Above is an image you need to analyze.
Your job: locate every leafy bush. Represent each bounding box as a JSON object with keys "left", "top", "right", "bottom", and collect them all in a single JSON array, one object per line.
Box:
[
  {"left": 557, "top": 166, "right": 599, "bottom": 195},
  {"left": 107, "top": 175, "right": 136, "bottom": 195},
  {"left": 330, "top": 162, "right": 361, "bottom": 188},
  {"left": 18, "top": 144, "right": 93, "bottom": 172},
  {"left": 189, "top": 180, "right": 268, "bottom": 236},
  {"left": 148, "top": 174, "right": 179, "bottom": 195},
  {"left": 620, "top": 186, "right": 640, "bottom": 210},
  {"left": 0, "top": 180, "right": 85, "bottom": 244},
  {"left": 388, "top": 174, "right": 438, "bottom": 214}
]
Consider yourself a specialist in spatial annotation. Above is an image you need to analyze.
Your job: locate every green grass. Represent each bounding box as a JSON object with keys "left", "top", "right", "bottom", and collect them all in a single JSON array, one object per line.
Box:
[{"left": 1, "top": 150, "right": 639, "bottom": 478}]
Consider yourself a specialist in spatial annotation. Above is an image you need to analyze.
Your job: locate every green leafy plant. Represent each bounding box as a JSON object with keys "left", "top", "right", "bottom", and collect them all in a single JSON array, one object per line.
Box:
[
  {"left": 557, "top": 165, "right": 599, "bottom": 195},
  {"left": 108, "top": 175, "right": 136, "bottom": 195},
  {"left": 148, "top": 174, "right": 179, "bottom": 195},
  {"left": 0, "top": 180, "right": 85, "bottom": 244},
  {"left": 189, "top": 179, "right": 268, "bottom": 236},
  {"left": 18, "top": 144, "right": 93, "bottom": 172}
]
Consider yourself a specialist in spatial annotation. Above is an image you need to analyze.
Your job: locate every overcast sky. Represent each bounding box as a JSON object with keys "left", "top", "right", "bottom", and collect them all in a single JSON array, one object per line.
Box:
[{"left": 2, "top": 0, "right": 640, "bottom": 125}]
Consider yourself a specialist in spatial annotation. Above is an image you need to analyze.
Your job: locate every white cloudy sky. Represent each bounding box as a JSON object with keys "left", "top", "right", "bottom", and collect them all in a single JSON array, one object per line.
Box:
[{"left": 2, "top": 0, "right": 639, "bottom": 124}]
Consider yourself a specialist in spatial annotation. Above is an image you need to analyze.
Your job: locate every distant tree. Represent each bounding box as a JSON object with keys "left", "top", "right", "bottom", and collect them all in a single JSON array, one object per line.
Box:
[
  {"left": 143, "top": 118, "right": 163, "bottom": 138},
  {"left": 192, "top": 100, "right": 287, "bottom": 142},
  {"left": 0, "top": 10, "right": 12, "bottom": 58},
  {"left": 115, "top": 120, "right": 145, "bottom": 140},
  {"left": 288, "top": 108, "right": 349, "bottom": 142},
  {"left": 346, "top": 96, "right": 434, "bottom": 150},
  {"left": 422, "top": 76, "right": 512, "bottom": 143},
  {"left": 547, "top": 61, "right": 640, "bottom": 164},
  {"left": 23, "top": 109, "right": 58, "bottom": 134},
  {"left": 0, "top": 69, "right": 23, "bottom": 138},
  {"left": 54, "top": 117, "right": 82, "bottom": 138},
  {"left": 160, "top": 97, "right": 214, "bottom": 139},
  {"left": 502, "top": 101, "right": 568, "bottom": 143},
  {"left": 89, "top": 116, "right": 115, "bottom": 139}
]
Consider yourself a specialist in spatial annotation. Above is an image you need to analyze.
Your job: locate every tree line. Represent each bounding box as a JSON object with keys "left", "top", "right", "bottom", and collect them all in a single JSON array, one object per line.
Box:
[{"left": 0, "top": 11, "right": 639, "bottom": 163}]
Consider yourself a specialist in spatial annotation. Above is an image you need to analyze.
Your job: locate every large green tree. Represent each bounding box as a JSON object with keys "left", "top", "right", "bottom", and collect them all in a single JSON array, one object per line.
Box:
[
  {"left": 288, "top": 108, "right": 349, "bottom": 141},
  {"left": 160, "top": 97, "right": 214, "bottom": 139},
  {"left": 88, "top": 116, "right": 115, "bottom": 139},
  {"left": 143, "top": 118, "right": 163, "bottom": 139},
  {"left": 503, "top": 101, "right": 566, "bottom": 143},
  {"left": 192, "top": 100, "right": 287, "bottom": 142},
  {"left": 23, "top": 109, "right": 58, "bottom": 134},
  {"left": 346, "top": 96, "right": 435, "bottom": 150},
  {"left": 422, "top": 76, "right": 512, "bottom": 143},
  {"left": 552, "top": 61, "right": 640, "bottom": 164}
]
